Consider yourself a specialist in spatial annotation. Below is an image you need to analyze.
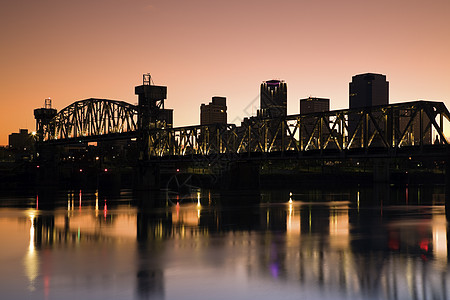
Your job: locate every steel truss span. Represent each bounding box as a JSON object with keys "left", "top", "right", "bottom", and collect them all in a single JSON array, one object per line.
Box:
[
  {"left": 148, "top": 101, "right": 450, "bottom": 157},
  {"left": 43, "top": 98, "right": 138, "bottom": 141}
]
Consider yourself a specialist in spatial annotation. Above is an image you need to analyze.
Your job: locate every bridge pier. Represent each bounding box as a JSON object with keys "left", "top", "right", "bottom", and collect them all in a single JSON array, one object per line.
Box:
[
  {"left": 373, "top": 158, "right": 390, "bottom": 183},
  {"left": 220, "top": 161, "right": 261, "bottom": 205},
  {"left": 136, "top": 162, "right": 161, "bottom": 191}
]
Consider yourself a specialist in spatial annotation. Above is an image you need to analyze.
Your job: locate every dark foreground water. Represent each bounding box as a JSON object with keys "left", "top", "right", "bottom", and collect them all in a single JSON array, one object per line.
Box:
[{"left": 0, "top": 187, "right": 449, "bottom": 300}]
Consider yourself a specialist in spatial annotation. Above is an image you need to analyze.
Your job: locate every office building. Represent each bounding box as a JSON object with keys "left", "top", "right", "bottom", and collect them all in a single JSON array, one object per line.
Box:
[
  {"left": 260, "top": 80, "right": 287, "bottom": 118},
  {"left": 8, "top": 129, "right": 34, "bottom": 151},
  {"left": 349, "top": 73, "right": 389, "bottom": 109},
  {"left": 300, "top": 97, "right": 330, "bottom": 114},
  {"left": 200, "top": 96, "right": 227, "bottom": 125}
]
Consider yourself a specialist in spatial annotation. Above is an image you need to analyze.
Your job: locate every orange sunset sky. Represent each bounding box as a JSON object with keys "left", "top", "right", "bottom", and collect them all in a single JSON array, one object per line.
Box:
[{"left": 1, "top": 0, "right": 449, "bottom": 145}]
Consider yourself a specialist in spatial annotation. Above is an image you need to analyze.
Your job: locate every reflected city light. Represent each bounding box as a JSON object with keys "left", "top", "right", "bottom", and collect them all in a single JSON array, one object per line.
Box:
[
  {"left": 95, "top": 190, "right": 99, "bottom": 215},
  {"left": 357, "top": 190, "right": 360, "bottom": 211},
  {"left": 286, "top": 204, "right": 300, "bottom": 235},
  {"left": 104, "top": 200, "right": 107, "bottom": 219},
  {"left": 67, "top": 193, "right": 71, "bottom": 211},
  {"left": 172, "top": 203, "right": 200, "bottom": 226},
  {"left": 432, "top": 208, "right": 447, "bottom": 267},
  {"left": 2, "top": 186, "right": 450, "bottom": 300},
  {"left": 406, "top": 185, "right": 409, "bottom": 204},
  {"left": 28, "top": 215, "right": 35, "bottom": 253},
  {"left": 329, "top": 206, "right": 349, "bottom": 249},
  {"left": 24, "top": 215, "right": 38, "bottom": 291}
]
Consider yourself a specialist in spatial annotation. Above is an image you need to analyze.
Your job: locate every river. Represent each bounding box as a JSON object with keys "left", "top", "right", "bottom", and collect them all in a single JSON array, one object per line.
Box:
[{"left": 0, "top": 186, "right": 448, "bottom": 300}]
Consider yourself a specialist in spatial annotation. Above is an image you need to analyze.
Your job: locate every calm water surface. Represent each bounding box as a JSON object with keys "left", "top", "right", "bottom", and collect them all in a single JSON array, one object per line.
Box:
[{"left": 0, "top": 187, "right": 449, "bottom": 300}]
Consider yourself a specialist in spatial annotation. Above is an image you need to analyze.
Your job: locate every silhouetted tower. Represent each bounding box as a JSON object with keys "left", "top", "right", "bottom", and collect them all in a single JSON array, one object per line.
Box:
[
  {"left": 349, "top": 73, "right": 389, "bottom": 109},
  {"left": 300, "top": 97, "right": 330, "bottom": 114},
  {"left": 348, "top": 73, "right": 389, "bottom": 147},
  {"left": 34, "top": 98, "right": 57, "bottom": 142},
  {"left": 135, "top": 74, "right": 173, "bottom": 160},
  {"left": 260, "top": 80, "right": 287, "bottom": 118},
  {"left": 200, "top": 96, "right": 227, "bottom": 125}
]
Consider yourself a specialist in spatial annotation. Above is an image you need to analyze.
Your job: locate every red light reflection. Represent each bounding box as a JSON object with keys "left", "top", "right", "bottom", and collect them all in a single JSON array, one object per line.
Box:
[{"left": 420, "top": 239, "right": 429, "bottom": 252}]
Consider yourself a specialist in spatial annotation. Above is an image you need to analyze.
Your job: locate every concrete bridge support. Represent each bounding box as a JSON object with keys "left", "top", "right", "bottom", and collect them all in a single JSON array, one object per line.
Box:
[
  {"left": 373, "top": 158, "right": 390, "bottom": 183},
  {"left": 220, "top": 161, "right": 261, "bottom": 205},
  {"left": 136, "top": 162, "right": 161, "bottom": 191}
]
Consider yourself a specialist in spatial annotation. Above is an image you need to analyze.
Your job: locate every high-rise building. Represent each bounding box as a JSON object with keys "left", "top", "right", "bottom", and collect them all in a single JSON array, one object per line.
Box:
[
  {"left": 349, "top": 73, "right": 389, "bottom": 109},
  {"left": 300, "top": 97, "right": 330, "bottom": 114},
  {"left": 348, "top": 73, "right": 389, "bottom": 147},
  {"left": 260, "top": 80, "right": 287, "bottom": 118},
  {"left": 200, "top": 96, "right": 227, "bottom": 125},
  {"left": 299, "top": 97, "right": 330, "bottom": 149}
]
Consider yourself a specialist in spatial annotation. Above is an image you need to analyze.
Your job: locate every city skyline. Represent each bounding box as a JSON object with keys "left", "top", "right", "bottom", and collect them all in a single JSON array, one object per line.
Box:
[{"left": 1, "top": 0, "right": 449, "bottom": 145}]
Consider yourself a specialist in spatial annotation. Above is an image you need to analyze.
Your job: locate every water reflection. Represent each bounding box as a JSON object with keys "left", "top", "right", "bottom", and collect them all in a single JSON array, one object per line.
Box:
[
  {"left": 24, "top": 214, "right": 38, "bottom": 291},
  {"left": 0, "top": 187, "right": 448, "bottom": 299}
]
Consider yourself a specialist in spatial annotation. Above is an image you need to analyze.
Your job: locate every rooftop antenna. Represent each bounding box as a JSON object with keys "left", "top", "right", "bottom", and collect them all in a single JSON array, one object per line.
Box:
[
  {"left": 45, "top": 98, "right": 52, "bottom": 109},
  {"left": 143, "top": 73, "right": 151, "bottom": 85}
]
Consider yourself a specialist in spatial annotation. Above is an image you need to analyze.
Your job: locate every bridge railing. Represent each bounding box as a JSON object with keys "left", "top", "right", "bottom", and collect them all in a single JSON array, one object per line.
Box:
[{"left": 148, "top": 101, "right": 450, "bottom": 157}]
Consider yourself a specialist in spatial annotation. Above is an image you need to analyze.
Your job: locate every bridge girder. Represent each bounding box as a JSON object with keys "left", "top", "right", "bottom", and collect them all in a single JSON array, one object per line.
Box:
[{"left": 42, "top": 98, "right": 138, "bottom": 142}]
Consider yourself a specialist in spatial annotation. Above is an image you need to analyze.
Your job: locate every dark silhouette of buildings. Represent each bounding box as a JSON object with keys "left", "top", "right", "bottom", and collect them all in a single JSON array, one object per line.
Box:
[
  {"left": 349, "top": 73, "right": 389, "bottom": 109},
  {"left": 8, "top": 129, "right": 34, "bottom": 151},
  {"left": 8, "top": 128, "right": 35, "bottom": 161},
  {"left": 300, "top": 97, "right": 330, "bottom": 114},
  {"left": 348, "top": 73, "right": 389, "bottom": 147},
  {"left": 259, "top": 80, "right": 287, "bottom": 118},
  {"left": 300, "top": 97, "right": 331, "bottom": 148},
  {"left": 200, "top": 96, "right": 227, "bottom": 125}
]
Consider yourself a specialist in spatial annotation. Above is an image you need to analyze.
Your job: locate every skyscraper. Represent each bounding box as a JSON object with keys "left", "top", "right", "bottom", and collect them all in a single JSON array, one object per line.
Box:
[
  {"left": 200, "top": 96, "right": 227, "bottom": 125},
  {"left": 260, "top": 80, "right": 287, "bottom": 118},
  {"left": 300, "top": 97, "right": 330, "bottom": 114},
  {"left": 349, "top": 73, "right": 389, "bottom": 109}
]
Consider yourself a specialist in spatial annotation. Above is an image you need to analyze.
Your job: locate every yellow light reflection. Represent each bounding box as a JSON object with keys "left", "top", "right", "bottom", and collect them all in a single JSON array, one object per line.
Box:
[
  {"left": 95, "top": 190, "right": 99, "bottom": 216},
  {"left": 28, "top": 215, "right": 35, "bottom": 252},
  {"left": 172, "top": 203, "right": 200, "bottom": 226},
  {"left": 24, "top": 215, "right": 38, "bottom": 291},
  {"left": 54, "top": 210, "right": 137, "bottom": 238},
  {"left": 432, "top": 209, "right": 447, "bottom": 268},
  {"left": 286, "top": 204, "right": 300, "bottom": 235},
  {"left": 357, "top": 190, "right": 360, "bottom": 212},
  {"left": 78, "top": 190, "right": 82, "bottom": 210},
  {"left": 329, "top": 207, "right": 349, "bottom": 249}
]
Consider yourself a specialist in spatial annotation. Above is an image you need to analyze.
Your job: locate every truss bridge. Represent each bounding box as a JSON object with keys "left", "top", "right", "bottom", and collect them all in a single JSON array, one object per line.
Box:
[
  {"left": 147, "top": 100, "right": 450, "bottom": 160},
  {"left": 34, "top": 98, "right": 138, "bottom": 144},
  {"left": 35, "top": 96, "right": 450, "bottom": 160}
]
